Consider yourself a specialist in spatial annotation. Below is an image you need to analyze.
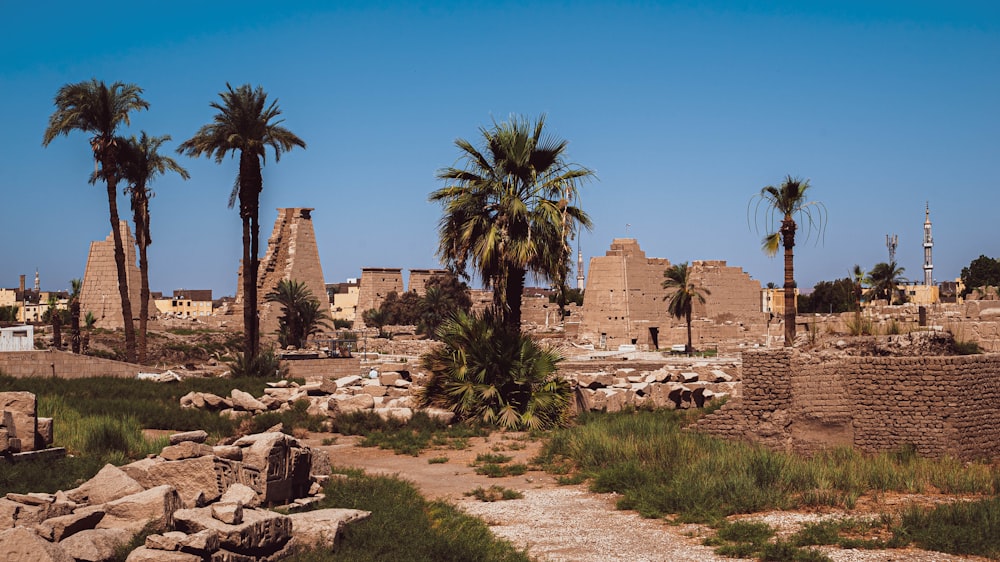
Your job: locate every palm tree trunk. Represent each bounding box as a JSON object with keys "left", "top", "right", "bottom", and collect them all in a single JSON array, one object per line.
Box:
[
  {"left": 70, "top": 299, "right": 80, "bottom": 353},
  {"left": 781, "top": 216, "right": 797, "bottom": 347},
  {"left": 105, "top": 174, "right": 137, "bottom": 363},
  {"left": 685, "top": 310, "right": 693, "bottom": 353},
  {"left": 136, "top": 207, "right": 150, "bottom": 364},
  {"left": 505, "top": 266, "right": 526, "bottom": 332},
  {"left": 240, "top": 152, "right": 263, "bottom": 359}
]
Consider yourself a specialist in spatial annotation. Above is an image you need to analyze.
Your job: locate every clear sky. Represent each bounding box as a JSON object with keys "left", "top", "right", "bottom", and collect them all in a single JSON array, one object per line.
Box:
[{"left": 2, "top": 1, "right": 998, "bottom": 297}]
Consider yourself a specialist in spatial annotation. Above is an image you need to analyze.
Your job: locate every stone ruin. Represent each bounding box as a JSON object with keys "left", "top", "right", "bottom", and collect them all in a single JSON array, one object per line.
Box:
[
  {"left": 0, "top": 429, "right": 369, "bottom": 561},
  {"left": 232, "top": 208, "right": 333, "bottom": 340},
  {"left": 0, "top": 391, "right": 54, "bottom": 455},
  {"left": 79, "top": 221, "right": 154, "bottom": 330}
]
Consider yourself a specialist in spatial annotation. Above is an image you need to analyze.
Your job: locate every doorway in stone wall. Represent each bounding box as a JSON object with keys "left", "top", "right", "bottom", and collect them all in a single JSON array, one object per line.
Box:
[{"left": 648, "top": 327, "right": 659, "bottom": 350}]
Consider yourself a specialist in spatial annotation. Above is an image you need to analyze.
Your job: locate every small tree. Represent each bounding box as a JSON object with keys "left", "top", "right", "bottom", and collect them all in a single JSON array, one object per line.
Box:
[
  {"left": 866, "top": 261, "right": 906, "bottom": 305},
  {"left": 662, "top": 262, "right": 710, "bottom": 353},
  {"left": 69, "top": 278, "right": 82, "bottom": 353},
  {"left": 265, "top": 279, "right": 331, "bottom": 349},
  {"left": 47, "top": 296, "right": 62, "bottom": 349}
]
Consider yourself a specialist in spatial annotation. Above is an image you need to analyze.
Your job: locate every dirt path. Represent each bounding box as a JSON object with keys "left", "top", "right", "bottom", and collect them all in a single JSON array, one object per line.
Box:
[{"left": 301, "top": 432, "right": 982, "bottom": 562}]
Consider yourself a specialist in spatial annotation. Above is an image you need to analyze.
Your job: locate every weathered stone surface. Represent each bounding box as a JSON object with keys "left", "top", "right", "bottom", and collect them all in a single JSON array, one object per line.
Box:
[
  {"left": 121, "top": 456, "right": 221, "bottom": 507},
  {"left": 375, "top": 407, "right": 413, "bottom": 423},
  {"left": 126, "top": 546, "right": 202, "bottom": 561},
  {"left": 98, "top": 485, "right": 182, "bottom": 534},
  {"left": 230, "top": 389, "right": 267, "bottom": 412},
  {"left": 58, "top": 527, "right": 131, "bottom": 562},
  {"left": 288, "top": 508, "right": 371, "bottom": 550},
  {"left": 378, "top": 372, "right": 401, "bottom": 386},
  {"left": 310, "top": 449, "right": 332, "bottom": 478},
  {"left": 169, "top": 430, "right": 208, "bottom": 445},
  {"left": 421, "top": 407, "right": 456, "bottom": 425},
  {"left": 202, "top": 394, "right": 229, "bottom": 410},
  {"left": 37, "top": 506, "right": 104, "bottom": 541},
  {"left": 6, "top": 491, "right": 54, "bottom": 506},
  {"left": 212, "top": 445, "right": 242, "bottom": 461},
  {"left": 173, "top": 507, "right": 291, "bottom": 554},
  {"left": 327, "top": 393, "right": 374, "bottom": 415},
  {"left": 36, "top": 417, "right": 53, "bottom": 447},
  {"left": 334, "top": 375, "right": 361, "bottom": 389},
  {"left": 160, "top": 441, "right": 214, "bottom": 461},
  {"left": 179, "top": 391, "right": 205, "bottom": 409},
  {"left": 576, "top": 373, "right": 613, "bottom": 389},
  {"left": 144, "top": 531, "right": 188, "bottom": 551},
  {"left": 0, "top": 526, "right": 73, "bottom": 562},
  {"left": 358, "top": 385, "right": 387, "bottom": 397},
  {"left": 212, "top": 502, "right": 244, "bottom": 525},
  {"left": 220, "top": 484, "right": 259, "bottom": 508},
  {"left": 0, "top": 392, "right": 37, "bottom": 452}
]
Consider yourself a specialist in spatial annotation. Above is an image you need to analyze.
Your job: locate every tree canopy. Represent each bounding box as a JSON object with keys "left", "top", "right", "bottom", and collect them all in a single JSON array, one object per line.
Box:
[{"left": 961, "top": 255, "right": 1000, "bottom": 297}]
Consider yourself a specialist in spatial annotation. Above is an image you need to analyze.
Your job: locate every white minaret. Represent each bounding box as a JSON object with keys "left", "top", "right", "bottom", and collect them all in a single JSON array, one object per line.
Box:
[
  {"left": 576, "top": 248, "right": 585, "bottom": 290},
  {"left": 923, "top": 203, "right": 933, "bottom": 286},
  {"left": 34, "top": 269, "right": 40, "bottom": 292}
]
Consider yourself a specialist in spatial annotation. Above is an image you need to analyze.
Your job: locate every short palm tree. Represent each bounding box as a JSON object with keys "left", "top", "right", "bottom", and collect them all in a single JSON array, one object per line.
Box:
[
  {"left": 431, "top": 115, "right": 593, "bottom": 331},
  {"left": 419, "top": 310, "right": 571, "bottom": 430},
  {"left": 119, "top": 132, "right": 189, "bottom": 363},
  {"left": 866, "top": 261, "right": 906, "bottom": 305},
  {"left": 662, "top": 262, "right": 711, "bottom": 353},
  {"left": 850, "top": 264, "right": 866, "bottom": 310},
  {"left": 178, "top": 84, "right": 305, "bottom": 360},
  {"left": 750, "top": 175, "right": 826, "bottom": 346},
  {"left": 69, "top": 278, "right": 82, "bottom": 354},
  {"left": 43, "top": 79, "right": 149, "bottom": 362},
  {"left": 265, "top": 279, "right": 330, "bottom": 349}
]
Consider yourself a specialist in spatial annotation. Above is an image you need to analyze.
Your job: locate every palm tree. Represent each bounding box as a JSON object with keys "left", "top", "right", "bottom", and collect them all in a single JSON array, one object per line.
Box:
[
  {"left": 850, "top": 264, "right": 866, "bottom": 310},
  {"left": 43, "top": 79, "right": 149, "bottom": 362},
  {"left": 178, "top": 84, "right": 305, "bottom": 360},
  {"left": 69, "top": 278, "right": 82, "bottom": 354},
  {"left": 265, "top": 279, "right": 330, "bottom": 348},
  {"left": 431, "top": 115, "right": 593, "bottom": 331},
  {"left": 750, "top": 175, "right": 826, "bottom": 346},
  {"left": 662, "top": 262, "right": 711, "bottom": 353},
  {"left": 119, "top": 132, "right": 189, "bottom": 363},
  {"left": 866, "top": 261, "right": 906, "bottom": 305}
]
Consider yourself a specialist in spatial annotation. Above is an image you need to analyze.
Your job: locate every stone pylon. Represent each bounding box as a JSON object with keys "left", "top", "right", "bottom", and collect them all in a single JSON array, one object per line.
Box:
[
  {"left": 79, "top": 221, "right": 151, "bottom": 329},
  {"left": 235, "top": 208, "right": 332, "bottom": 342}
]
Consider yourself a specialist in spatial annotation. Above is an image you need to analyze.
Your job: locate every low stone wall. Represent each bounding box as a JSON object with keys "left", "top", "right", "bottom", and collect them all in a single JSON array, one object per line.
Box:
[
  {"left": 0, "top": 350, "right": 155, "bottom": 378},
  {"left": 693, "top": 349, "right": 1000, "bottom": 460},
  {"left": 281, "top": 358, "right": 365, "bottom": 383}
]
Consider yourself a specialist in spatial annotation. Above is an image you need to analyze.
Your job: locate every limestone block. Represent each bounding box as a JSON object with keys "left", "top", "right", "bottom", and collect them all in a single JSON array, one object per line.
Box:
[
  {"left": 170, "top": 430, "right": 209, "bottom": 445},
  {"left": 711, "top": 370, "right": 733, "bottom": 382},
  {"left": 645, "top": 369, "right": 671, "bottom": 383},
  {"left": 288, "top": 508, "right": 371, "bottom": 550},
  {"left": 385, "top": 396, "right": 417, "bottom": 409},
  {"left": 126, "top": 546, "right": 203, "bottom": 561},
  {"left": 230, "top": 390, "right": 266, "bottom": 413},
  {"left": 212, "top": 502, "right": 244, "bottom": 525},
  {"left": 220, "top": 484, "right": 259, "bottom": 508},
  {"left": 36, "top": 417, "right": 53, "bottom": 448},
  {"left": 393, "top": 379, "right": 412, "bottom": 388},
  {"left": 121, "top": 457, "right": 220, "bottom": 507},
  {"left": 421, "top": 407, "right": 456, "bottom": 425},
  {"left": 576, "top": 373, "right": 613, "bottom": 389},
  {"left": 375, "top": 407, "right": 413, "bottom": 423},
  {"left": 173, "top": 507, "right": 291, "bottom": 554},
  {"left": 378, "top": 372, "right": 401, "bottom": 386},
  {"left": 179, "top": 392, "right": 205, "bottom": 409},
  {"left": 0, "top": 526, "right": 73, "bottom": 562},
  {"left": 327, "top": 393, "right": 374, "bottom": 416},
  {"left": 58, "top": 527, "right": 131, "bottom": 562},
  {"left": 98, "top": 485, "right": 182, "bottom": 534},
  {"left": 213, "top": 446, "right": 243, "bottom": 461},
  {"left": 358, "top": 385, "right": 387, "bottom": 398},
  {"left": 160, "top": 441, "right": 214, "bottom": 461},
  {"left": 37, "top": 506, "right": 105, "bottom": 542},
  {"left": 202, "top": 393, "right": 230, "bottom": 410},
  {"left": 1, "top": 499, "right": 46, "bottom": 527},
  {"left": 680, "top": 372, "right": 699, "bottom": 383},
  {"left": 334, "top": 375, "right": 361, "bottom": 389},
  {"left": 0, "top": 392, "right": 37, "bottom": 452},
  {"left": 585, "top": 388, "right": 606, "bottom": 411},
  {"left": 310, "top": 450, "right": 332, "bottom": 479}
]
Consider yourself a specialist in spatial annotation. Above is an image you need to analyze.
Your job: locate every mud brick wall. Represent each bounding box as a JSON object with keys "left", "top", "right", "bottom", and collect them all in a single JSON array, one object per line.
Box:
[
  {"left": 0, "top": 350, "right": 156, "bottom": 378},
  {"left": 693, "top": 349, "right": 1000, "bottom": 460}
]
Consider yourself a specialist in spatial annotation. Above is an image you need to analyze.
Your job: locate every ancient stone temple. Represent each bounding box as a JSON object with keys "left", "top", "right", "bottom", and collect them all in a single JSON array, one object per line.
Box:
[
  {"left": 235, "top": 208, "right": 332, "bottom": 341},
  {"left": 578, "top": 238, "right": 764, "bottom": 351},
  {"left": 79, "top": 221, "right": 152, "bottom": 329},
  {"left": 354, "top": 268, "right": 404, "bottom": 327}
]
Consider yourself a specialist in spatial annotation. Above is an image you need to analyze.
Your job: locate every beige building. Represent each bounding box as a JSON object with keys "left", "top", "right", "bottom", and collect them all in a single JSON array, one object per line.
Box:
[
  {"left": 761, "top": 287, "right": 799, "bottom": 315},
  {"left": 327, "top": 280, "right": 360, "bottom": 322},
  {"left": 155, "top": 289, "right": 213, "bottom": 318}
]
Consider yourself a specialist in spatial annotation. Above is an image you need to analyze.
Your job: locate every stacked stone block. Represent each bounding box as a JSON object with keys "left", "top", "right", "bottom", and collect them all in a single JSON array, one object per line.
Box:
[
  {"left": 693, "top": 349, "right": 1000, "bottom": 460},
  {"left": 0, "top": 391, "right": 53, "bottom": 453},
  {"left": 407, "top": 269, "right": 449, "bottom": 296},
  {"left": 355, "top": 267, "right": 404, "bottom": 327},
  {"left": 79, "top": 221, "right": 152, "bottom": 329},
  {"left": 0, "top": 350, "right": 158, "bottom": 379}
]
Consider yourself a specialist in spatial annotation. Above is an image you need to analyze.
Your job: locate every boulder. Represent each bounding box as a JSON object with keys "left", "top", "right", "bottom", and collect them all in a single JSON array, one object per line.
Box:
[
  {"left": 169, "top": 430, "right": 208, "bottom": 445},
  {"left": 125, "top": 547, "right": 202, "bottom": 561},
  {"left": 378, "top": 372, "right": 401, "bottom": 386},
  {"left": 0, "top": 526, "right": 73, "bottom": 562},
  {"left": 160, "top": 441, "right": 214, "bottom": 461},
  {"left": 230, "top": 390, "right": 266, "bottom": 413},
  {"left": 36, "top": 417, "right": 54, "bottom": 447},
  {"left": 144, "top": 529, "right": 220, "bottom": 555},
  {"left": 358, "top": 385, "right": 387, "bottom": 398},
  {"left": 421, "top": 407, "right": 455, "bottom": 425},
  {"left": 36, "top": 506, "right": 104, "bottom": 541},
  {"left": 288, "top": 508, "right": 371, "bottom": 550},
  {"left": 576, "top": 372, "right": 613, "bottom": 389},
  {"left": 212, "top": 502, "right": 244, "bottom": 525},
  {"left": 98, "top": 485, "right": 182, "bottom": 534},
  {"left": 375, "top": 407, "right": 413, "bottom": 423},
  {"left": 310, "top": 450, "right": 332, "bottom": 479},
  {"left": 213, "top": 445, "right": 243, "bottom": 461},
  {"left": 58, "top": 528, "right": 131, "bottom": 562},
  {"left": 201, "top": 393, "right": 229, "bottom": 410},
  {"left": 122, "top": 456, "right": 222, "bottom": 507},
  {"left": 179, "top": 392, "right": 205, "bottom": 409},
  {"left": 220, "top": 484, "right": 259, "bottom": 508},
  {"left": 334, "top": 375, "right": 361, "bottom": 389},
  {"left": 327, "top": 394, "right": 374, "bottom": 416}
]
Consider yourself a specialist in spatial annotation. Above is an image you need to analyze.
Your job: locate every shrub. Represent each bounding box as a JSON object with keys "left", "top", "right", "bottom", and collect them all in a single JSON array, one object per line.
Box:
[
  {"left": 465, "top": 485, "right": 523, "bottom": 502},
  {"left": 229, "top": 347, "right": 288, "bottom": 378},
  {"left": 896, "top": 497, "right": 1000, "bottom": 558},
  {"left": 419, "top": 310, "right": 571, "bottom": 430}
]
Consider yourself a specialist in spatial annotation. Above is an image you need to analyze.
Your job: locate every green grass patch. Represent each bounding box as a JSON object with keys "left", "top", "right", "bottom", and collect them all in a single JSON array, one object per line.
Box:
[
  {"left": 475, "top": 463, "right": 528, "bottom": 478},
  {"left": 332, "top": 411, "right": 488, "bottom": 456},
  {"left": 283, "top": 470, "right": 530, "bottom": 561},
  {"left": 473, "top": 453, "right": 513, "bottom": 465},
  {"left": 427, "top": 456, "right": 449, "bottom": 464},
  {"left": 895, "top": 497, "right": 1000, "bottom": 558},
  {"left": 465, "top": 485, "right": 524, "bottom": 502}
]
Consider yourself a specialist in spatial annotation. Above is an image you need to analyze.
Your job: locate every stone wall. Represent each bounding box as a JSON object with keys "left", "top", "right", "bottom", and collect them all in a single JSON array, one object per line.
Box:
[
  {"left": 79, "top": 221, "right": 152, "bottom": 329},
  {"left": 355, "top": 268, "right": 403, "bottom": 327},
  {"left": 407, "top": 269, "right": 449, "bottom": 296},
  {"left": 692, "top": 349, "right": 1000, "bottom": 460},
  {"left": 0, "top": 350, "right": 154, "bottom": 379}
]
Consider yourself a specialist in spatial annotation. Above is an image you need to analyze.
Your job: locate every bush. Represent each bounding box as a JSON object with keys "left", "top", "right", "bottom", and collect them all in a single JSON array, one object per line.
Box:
[
  {"left": 229, "top": 348, "right": 288, "bottom": 378},
  {"left": 419, "top": 310, "right": 571, "bottom": 431},
  {"left": 896, "top": 497, "right": 1000, "bottom": 558}
]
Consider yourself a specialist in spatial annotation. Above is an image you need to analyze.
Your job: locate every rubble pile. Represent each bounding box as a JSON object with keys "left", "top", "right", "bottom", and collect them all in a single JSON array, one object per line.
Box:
[
  {"left": 0, "top": 430, "right": 368, "bottom": 561},
  {"left": 566, "top": 363, "right": 740, "bottom": 412}
]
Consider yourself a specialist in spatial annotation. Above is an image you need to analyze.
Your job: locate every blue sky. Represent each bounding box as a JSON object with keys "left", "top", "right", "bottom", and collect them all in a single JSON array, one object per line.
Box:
[{"left": 2, "top": 1, "right": 998, "bottom": 296}]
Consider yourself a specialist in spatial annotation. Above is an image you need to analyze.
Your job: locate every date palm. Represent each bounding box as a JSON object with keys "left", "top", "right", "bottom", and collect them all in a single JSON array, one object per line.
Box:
[
  {"left": 178, "top": 84, "right": 305, "bottom": 359},
  {"left": 265, "top": 279, "right": 330, "bottom": 349},
  {"left": 750, "top": 176, "right": 826, "bottom": 346},
  {"left": 431, "top": 115, "right": 593, "bottom": 331},
  {"left": 866, "top": 261, "right": 906, "bottom": 305},
  {"left": 119, "top": 132, "right": 189, "bottom": 363},
  {"left": 662, "top": 262, "right": 710, "bottom": 353},
  {"left": 43, "top": 79, "right": 149, "bottom": 363}
]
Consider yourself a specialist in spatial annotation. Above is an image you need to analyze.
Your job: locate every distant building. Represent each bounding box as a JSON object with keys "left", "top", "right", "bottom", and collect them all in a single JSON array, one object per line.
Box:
[
  {"left": 155, "top": 289, "right": 213, "bottom": 318},
  {"left": 327, "top": 280, "right": 360, "bottom": 322}
]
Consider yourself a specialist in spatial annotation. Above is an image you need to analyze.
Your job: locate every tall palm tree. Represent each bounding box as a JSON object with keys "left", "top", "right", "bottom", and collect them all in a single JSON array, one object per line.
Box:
[
  {"left": 43, "top": 79, "right": 149, "bottom": 363},
  {"left": 750, "top": 175, "right": 826, "bottom": 346},
  {"left": 662, "top": 262, "right": 711, "bottom": 353},
  {"left": 431, "top": 115, "right": 593, "bottom": 331},
  {"left": 178, "top": 84, "right": 305, "bottom": 360},
  {"left": 69, "top": 278, "right": 82, "bottom": 354},
  {"left": 866, "top": 261, "right": 906, "bottom": 305},
  {"left": 120, "top": 132, "right": 189, "bottom": 363}
]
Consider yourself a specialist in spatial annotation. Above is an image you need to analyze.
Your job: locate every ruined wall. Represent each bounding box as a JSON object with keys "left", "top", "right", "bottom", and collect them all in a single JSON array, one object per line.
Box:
[
  {"left": 355, "top": 268, "right": 404, "bottom": 327},
  {"left": 406, "top": 269, "right": 449, "bottom": 296},
  {"left": 79, "top": 221, "right": 152, "bottom": 329},
  {"left": 235, "top": 209, "right": 332, "bottom": 341},
  {"left": 693, "top": 349, "right": 1000, "bottom": 460},
  {"left": 0, "top": 350, "right": 156, "bottom": 379},
  {"left": 579, "top": 239, "right": 766, "bottom": 351}
]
